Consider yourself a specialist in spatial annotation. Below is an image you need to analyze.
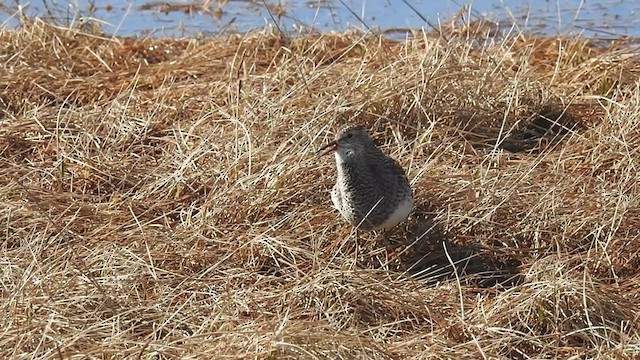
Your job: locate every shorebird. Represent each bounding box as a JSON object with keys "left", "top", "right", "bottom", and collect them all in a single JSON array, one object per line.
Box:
[{"left": 317, "top": 125, "right": 413, "bottom": 237}]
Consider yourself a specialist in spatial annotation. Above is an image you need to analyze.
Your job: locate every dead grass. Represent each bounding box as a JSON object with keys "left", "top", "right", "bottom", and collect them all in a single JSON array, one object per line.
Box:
[{"left": 1, "top": 17, "right": 639, "bottom": 359}]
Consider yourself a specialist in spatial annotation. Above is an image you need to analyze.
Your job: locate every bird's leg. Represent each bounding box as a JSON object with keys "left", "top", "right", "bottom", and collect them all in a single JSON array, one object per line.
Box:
[
  {"left": 354, "top": 229, "right": 362, "bottom": 264},
  {"left": 382, "top": 226, "right": 403, "bottom": 251},
  {"left": 382, "top": 227, "right": 395, "bottom": 242}
]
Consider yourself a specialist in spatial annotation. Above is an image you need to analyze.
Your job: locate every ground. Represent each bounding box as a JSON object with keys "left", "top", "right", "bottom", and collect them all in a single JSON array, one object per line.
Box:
[{"left": 1, "top": 18, "right": 639, "bottom": 359}]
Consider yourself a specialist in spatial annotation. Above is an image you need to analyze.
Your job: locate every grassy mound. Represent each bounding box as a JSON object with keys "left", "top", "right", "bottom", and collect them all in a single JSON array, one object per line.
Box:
[{"left": 1, "top": 18, "right": 639, "bottom": 359}]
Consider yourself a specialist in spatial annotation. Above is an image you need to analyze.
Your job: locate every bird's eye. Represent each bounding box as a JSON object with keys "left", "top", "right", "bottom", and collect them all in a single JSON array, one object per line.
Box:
[{"left": 345, "top": 133, "right": 353, "bottom": 139}]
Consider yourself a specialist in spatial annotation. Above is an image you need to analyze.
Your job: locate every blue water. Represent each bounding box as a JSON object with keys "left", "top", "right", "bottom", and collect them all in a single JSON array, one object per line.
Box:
[{"left": 1, "top": 0, "right": 639, "bottom": 39}]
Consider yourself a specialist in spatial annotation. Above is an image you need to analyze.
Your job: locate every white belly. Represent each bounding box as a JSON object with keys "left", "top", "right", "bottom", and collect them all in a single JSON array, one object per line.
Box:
[{"left": 377, "top": 195, "right": 413, "bottom": 230}]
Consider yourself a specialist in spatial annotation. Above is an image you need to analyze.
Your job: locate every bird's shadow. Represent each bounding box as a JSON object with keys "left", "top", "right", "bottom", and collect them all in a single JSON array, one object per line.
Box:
[{"left": 385, "top": 203, "right": 523, "bottom": 288}]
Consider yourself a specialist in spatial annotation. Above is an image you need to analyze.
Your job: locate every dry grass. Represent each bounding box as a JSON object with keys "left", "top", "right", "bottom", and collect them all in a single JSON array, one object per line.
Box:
[{"left": 1, "top": 17, "right": 639, "bottom": 359}]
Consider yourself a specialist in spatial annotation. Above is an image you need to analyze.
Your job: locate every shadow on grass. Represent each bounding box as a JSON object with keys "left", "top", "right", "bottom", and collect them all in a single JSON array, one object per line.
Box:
[
  {"left": 453, "top": 103, "right": 584, "bottom": 154},
  {"left": 500, "top": 105, "right": 583, "bottom": 153},
  {"left": 392, "top": 203, "right": 523, "bottom": 288}
]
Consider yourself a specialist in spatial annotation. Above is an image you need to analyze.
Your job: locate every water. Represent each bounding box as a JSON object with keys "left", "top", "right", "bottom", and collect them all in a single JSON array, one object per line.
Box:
[{"left": 1, "top": 0, "right": 639, "bottom": 39}]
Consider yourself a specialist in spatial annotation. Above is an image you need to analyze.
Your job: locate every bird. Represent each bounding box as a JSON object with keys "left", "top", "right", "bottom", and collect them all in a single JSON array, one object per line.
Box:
[{"left": 317, "top": 125, "right": 413, "bottom": 237}]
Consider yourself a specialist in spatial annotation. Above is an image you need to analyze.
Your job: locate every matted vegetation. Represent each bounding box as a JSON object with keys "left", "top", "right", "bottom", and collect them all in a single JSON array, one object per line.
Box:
[{"left": 1, "top": 17, "right": 639, "bottom": 359}]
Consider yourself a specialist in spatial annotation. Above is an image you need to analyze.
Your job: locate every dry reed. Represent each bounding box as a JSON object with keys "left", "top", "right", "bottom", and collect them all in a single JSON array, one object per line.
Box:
[{"left": 1, "top": 17, "right": 639, "bottom": 359}]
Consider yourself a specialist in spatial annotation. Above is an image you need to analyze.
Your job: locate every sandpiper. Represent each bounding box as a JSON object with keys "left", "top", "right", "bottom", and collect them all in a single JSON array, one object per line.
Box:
[{"left": 317, "top": 125, "right": 413, "bottom": 234}]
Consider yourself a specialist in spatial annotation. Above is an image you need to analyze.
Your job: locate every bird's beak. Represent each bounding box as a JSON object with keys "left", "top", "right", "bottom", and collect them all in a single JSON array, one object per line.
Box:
[{"left": 317, "top": 140, "right": 338, "bottom": 157}]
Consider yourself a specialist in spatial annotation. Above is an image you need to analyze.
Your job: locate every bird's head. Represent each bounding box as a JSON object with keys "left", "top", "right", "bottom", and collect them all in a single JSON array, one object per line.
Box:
[{"left": 317, "top": 125, "right": 373, "bottom": 159}]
